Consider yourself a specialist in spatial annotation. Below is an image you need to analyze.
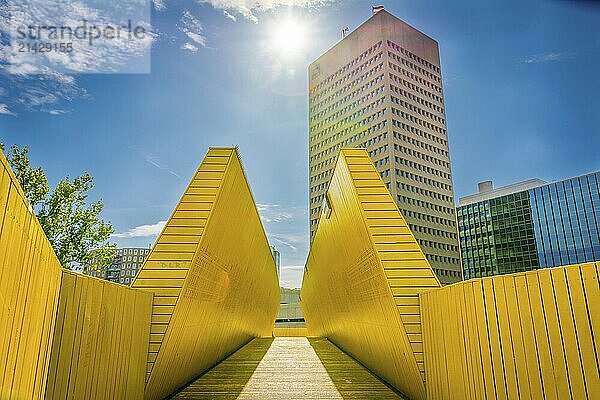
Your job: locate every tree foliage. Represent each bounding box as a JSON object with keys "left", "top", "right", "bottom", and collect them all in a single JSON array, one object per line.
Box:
[{"left": 2, "top": 144, "right": 116, "bottom": 270}]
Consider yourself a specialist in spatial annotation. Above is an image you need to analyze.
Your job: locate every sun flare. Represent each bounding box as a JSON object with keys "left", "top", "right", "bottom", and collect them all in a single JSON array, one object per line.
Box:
[{"left": 268, "top": 18, "right": 307, "bottom": 58}]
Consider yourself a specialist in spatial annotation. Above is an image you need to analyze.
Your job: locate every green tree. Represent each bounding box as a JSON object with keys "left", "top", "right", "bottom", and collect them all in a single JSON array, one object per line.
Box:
[{"left": 2, "top": 144, "right": 116, "bottom": 270}]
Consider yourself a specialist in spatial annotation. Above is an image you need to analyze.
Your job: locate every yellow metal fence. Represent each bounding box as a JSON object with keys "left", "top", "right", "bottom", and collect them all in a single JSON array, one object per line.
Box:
[
  {"left": 421, "top": 262, "right": 600, "bottom": 400},
  {"left": 46, "top": 271, "right": 152, "bottom": 400},
  {"left": 0, "top": 150, "right": 154, "bottom": 400},
  {"left": 0, "top": 152, "right": 62, "bottom": 399}
]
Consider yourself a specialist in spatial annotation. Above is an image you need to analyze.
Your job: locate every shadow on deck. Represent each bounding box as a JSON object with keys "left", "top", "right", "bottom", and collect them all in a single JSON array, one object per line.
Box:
[{"left": 170, "top": 337, "right": 405, "bottom": 399}]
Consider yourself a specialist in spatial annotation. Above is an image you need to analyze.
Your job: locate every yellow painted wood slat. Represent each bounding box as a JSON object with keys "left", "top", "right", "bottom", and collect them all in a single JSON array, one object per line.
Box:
[
  {"left": 527, "top": 271, "right": 559, "bottom": 400},
  {"left": 580, "top": 264, "right": 600, "bottom": 372},
  {"left": 514, "top": 274, "right": 543, "bottom": 399},
  {"left": 551, "top": 267, "right": 587, "bottom": 399},
  {"left": 493, "top": 277, "right": 519, "bottom": 399},
  {"left": 539, "top": 269, "right": 571, "bottom": 397},
  {"left": 421, "top": 263, "right": 600, "bottom": 399},
  {"left": 565, "top": 266, "right": 600, "bottom": 398}
]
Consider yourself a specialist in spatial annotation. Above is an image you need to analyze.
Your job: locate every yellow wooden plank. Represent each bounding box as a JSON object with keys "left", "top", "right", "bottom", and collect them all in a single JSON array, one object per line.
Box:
[
  {"left": 504, "top": 275, "right": 531, "bottom": 399},
  {"left": 551, "top": 267, "right": 586, "bottom": 399},
  {"left": 565, "top": 265, "right": 600, "bottom": 398},
  {"left": 580, "top": 263, "right": 600, "bottom": 367},
  {"left": 464, "top": 282, "right": 486, "bottom": 399},
  {"left": 526, "top": 271, "right": 559, "bottom": 400},
  {"left": 473, "top": 279, "right": 497, "bottom": 400},
  {"left": 514, "top": 274, "right": 543, "bottom": 399},
  {"left": 52, "top": 272, "right": 78, "bottom": 399},
  {"left": 538, "top": 269, "right": 571, "bottom": 398}
]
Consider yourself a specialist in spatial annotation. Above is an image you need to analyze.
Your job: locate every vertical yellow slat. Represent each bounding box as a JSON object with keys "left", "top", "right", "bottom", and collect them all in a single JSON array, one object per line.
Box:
[
  {"left": 504, "top": 274, "right": 531, "bottom": 399},
  {"left": 580, "top": 264, "right": 599, "bottom": 369},
  {"left": 66, "top": 275, "right": 89, "bottom": 399},
  {"left": 538, "top": 269, "right": 572, "bottom": 398},
  {"left": 457, "top": 284, "right": 474, "bottom": 400},
  {"left": 473, "top": 279, "right": 496, "bottom": 400},
  {"left": 494, "top": 277, "right": 519, "bottom": 399},
  {"left": 72, "top": 276, "right": 92, "bottom": 399},
  {"left": 76, "top": 277, "right": 102, "bottom": 399},
  {"left": 515, "top": 274, "right": 544, "bottom": 399},
  {"left": 118, "top": 291, "right": 136, "bottom": 397},
  {"left": 527, "top": 271, "right": 559, "bottom": 400},
  {"left": 93, "top": 283, "right": 114, "bottom": 399},
  {"left": 33, "top": 240, "right": 60, "bottom": 399},
  {"left": 11, "top": 214, "right": 36, "bottom": 397},
  {"left": 83, "top": 280, "right": 104, "bottom": 399},
  {"left": 566, "top": 265, "right": 600, "bottom": 398},
  {"left": 483, "top": 279, "right": 507, "bottom": 399},
  {"left": 464, "top": 281, "right": 485, "bottom": 400},
  {"left": 439, "top": 288, "right": 452, "bottom": 398},
  {"left": 0, "top": 189, "right": 27, "bottom": 396},
  {"left": 551, "top": 267, "right": 586, "bottom": 399},
  {"left": 451, "top": 284, "right": 467, "bottom": 400},
  {"left": 106, "top": 286, "right": 125, "bottom": 399},
  {"left": 421, "top": 293, "right": 434, "bottom": 400},
  {"left": 23, "top": 223, "right": 49, "bottom": 398},
  {"left": 51, "top": 272, "right": 78, "bottom": 399}
]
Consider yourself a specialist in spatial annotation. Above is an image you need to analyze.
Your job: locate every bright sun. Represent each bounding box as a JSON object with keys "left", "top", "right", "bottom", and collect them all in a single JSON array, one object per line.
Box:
[{"left": 268, "top": 18, "right": 307, "bottom": 59}]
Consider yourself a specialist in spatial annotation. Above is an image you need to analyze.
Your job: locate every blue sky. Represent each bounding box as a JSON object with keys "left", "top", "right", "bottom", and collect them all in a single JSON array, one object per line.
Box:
[{"left": 1, "top": 0, "right": 599, "bottom": 287}]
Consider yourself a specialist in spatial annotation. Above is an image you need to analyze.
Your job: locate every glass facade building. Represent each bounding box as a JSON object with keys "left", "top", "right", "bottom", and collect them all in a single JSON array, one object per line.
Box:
[{"left": 458, "top": 171, "right": 599, "bottom": 279}]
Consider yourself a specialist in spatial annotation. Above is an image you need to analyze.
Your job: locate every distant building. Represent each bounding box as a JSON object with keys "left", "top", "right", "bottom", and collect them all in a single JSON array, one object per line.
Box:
[
  {"left": 457, "top": 171, "right": 600, "bottom": 279},
  {"left": 275, "top": 287, "right": 305, "bottom": 328},
  {"left": 84, "top": 247, "right": 150, "bottom": 285},
  {"left": 308, "top": 9, "right": 461, "bottom": 283},
  {"left": 270, "top": 245, "right": 281, "bottom": 278}
]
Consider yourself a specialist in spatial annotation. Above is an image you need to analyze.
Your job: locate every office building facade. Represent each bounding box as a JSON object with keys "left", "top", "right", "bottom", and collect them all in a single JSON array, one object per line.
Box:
[
  {"left": 85, "top": 247, "right": 150, "bottom": 285},
  {"left": 458, "top": 172, "right": 600, "bottom": 279},
  {"left": 308, "top": 9, "right": 461, "bottom": 283},
  {"left": 270, "top": 245, "right": 281, "bottom": 278}
]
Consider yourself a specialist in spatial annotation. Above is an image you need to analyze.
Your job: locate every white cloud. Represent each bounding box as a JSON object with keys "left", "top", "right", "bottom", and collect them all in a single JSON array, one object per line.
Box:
[
  {"left": 112, "top": 220, "right": 166, "bottom": 238},
  {"left": 279, "top": 264, "right": 304, "bottom": 288},
  {"left": 46, "top": 109, "right": 68, "bottom": 115},
  {"left": 2, "top": 1, "right": 156, "bottom": 74},
  {"left": 0, "top": 0, "right": 156, "bottom": 113},
  {"left": 181, "top": 42, "right": 199, "bottom": 52},
  {"left": 519, "top": 52, "right": 569, "bottom": 64},
  {"left": 198, "top": 0, "right": 334, "bottom": 23},
  {"left": 257, "top": 202, "right": 298, "bottom": 223},
  {"left": 223, "top": 10, "right": 237, "bottom": 21},
  {"left": 179, "top": 10, "right": 208, "bottom": 49},
  {"left": 153, "top": 0, "right": 167, "bottom": 11},
  {"left": 0, "top": 104, "right": 16, "bottom": 116},
  {"left": 272, "top": 236, "right": 297, "bottom": 251},
  {"left": 269, "top": 232, "right": 306, "bottom": 253},
  {"left": 129, "top": 146, "right": 182, "bottom": 178}
]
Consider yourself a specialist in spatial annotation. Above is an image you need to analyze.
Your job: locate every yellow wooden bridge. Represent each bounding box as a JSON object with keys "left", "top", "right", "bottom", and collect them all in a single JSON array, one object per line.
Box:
[{"left": 0, "top": 147, "right": 597, "bottom": 399}]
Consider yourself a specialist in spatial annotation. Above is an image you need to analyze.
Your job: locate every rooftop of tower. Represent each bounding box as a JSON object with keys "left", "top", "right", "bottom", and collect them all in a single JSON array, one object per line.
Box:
[{"left": 309, "top": 8, "right": 440, "bottom": 76}]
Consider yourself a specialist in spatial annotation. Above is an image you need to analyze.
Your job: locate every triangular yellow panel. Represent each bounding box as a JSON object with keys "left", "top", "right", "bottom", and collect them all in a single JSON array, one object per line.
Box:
[
  {"left": 301, "top": 148, "right": 439, "bottom": 400},
  {"left": 131, "top": 148, "right": 280, "bottom": 400},
  {"left": 345, "top": 149, "right": 441, "bottom": 381}
]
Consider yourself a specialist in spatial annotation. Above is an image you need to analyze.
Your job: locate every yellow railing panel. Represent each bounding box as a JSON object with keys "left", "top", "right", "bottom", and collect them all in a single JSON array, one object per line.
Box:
[
  {"left": 0, "top": 151, "right": 63, "bottom": 400},
  {"left": 421, "top": 262, "right": 600, "bottom": 400},
  {"left": 0, "top": 149, "right": 154, "bottom": 400}
]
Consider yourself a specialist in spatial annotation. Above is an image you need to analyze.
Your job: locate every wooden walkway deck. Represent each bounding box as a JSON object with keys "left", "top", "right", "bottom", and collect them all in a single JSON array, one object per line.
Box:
[{"left": 170, "top": 337, "right": 405, "bottom": 399}]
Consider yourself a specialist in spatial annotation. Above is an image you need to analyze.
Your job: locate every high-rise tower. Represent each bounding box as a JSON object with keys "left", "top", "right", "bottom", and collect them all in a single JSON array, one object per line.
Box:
[{"left": 308, "top": 9, "right": 461, "bottom": 283}]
